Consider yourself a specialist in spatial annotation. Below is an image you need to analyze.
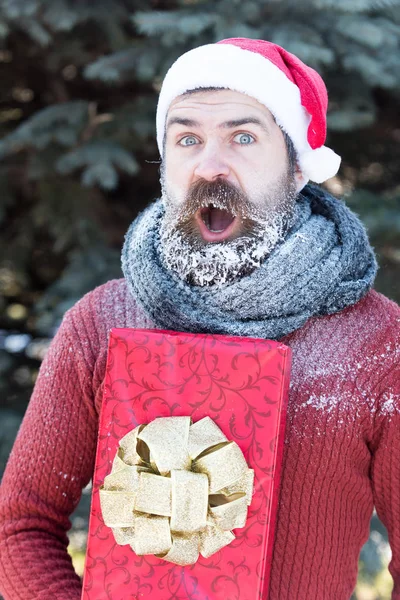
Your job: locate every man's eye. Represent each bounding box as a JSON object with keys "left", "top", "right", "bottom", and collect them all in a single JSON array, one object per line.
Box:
[
  {"left": 178, "top": 136, "right": 199, "bottom": 146},
  {"left": 233, "top": 133, "right": 255, "bottom": 145}
]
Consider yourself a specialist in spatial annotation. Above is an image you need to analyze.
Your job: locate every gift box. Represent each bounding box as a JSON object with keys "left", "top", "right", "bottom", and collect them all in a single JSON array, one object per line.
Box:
[{"left": 81, "top": 328, "right": 291, "bottom": 600}]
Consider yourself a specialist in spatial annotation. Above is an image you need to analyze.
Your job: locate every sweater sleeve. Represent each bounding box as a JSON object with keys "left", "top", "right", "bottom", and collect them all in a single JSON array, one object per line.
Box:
[
  {"left": 369, "top": 334, "right": 400, "bottom": 600},
  {"left": 0, "top": 303, "right": 99, "bottom": 600}
]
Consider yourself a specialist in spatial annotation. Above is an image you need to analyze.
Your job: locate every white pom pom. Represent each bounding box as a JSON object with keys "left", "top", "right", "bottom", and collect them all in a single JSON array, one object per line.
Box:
[{"left": 299, "top": 146, "right": 341, "bottom": 184}]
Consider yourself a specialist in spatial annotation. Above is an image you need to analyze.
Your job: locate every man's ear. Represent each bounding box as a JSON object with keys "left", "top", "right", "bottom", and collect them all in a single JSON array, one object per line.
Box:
[{"left": 294, "top": 161, "right": 308, "bottom": 192}]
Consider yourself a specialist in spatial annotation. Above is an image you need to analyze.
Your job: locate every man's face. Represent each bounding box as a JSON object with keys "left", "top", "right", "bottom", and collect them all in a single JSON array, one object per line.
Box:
[{"left": 159, "top": 89, "right": 303, "bottom": 286}]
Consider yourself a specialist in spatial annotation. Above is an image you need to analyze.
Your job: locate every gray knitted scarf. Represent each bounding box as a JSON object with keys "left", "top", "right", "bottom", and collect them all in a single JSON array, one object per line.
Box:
[{"left": 121, "top": 185, "right": 377, "bottom": 340}]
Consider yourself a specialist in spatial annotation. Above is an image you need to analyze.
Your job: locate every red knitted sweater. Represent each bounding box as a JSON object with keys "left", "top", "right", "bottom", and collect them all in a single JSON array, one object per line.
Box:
[{"left": 0, "top": 278, "right": 399, "bottom": 600}]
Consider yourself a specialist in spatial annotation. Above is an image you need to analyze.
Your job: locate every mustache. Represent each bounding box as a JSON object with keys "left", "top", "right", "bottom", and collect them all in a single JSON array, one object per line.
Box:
[
  {"left": 183, "top": 178, "right": 247, "bottom": 216},
  {"left": 171, "top": 178, "right": 263, "bottom": 242}
]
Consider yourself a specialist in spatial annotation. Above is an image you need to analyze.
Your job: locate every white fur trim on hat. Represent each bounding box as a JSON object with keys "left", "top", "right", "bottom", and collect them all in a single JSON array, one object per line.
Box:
[{"left": 156, "top": 43, "right": 341, "bottom": 184}]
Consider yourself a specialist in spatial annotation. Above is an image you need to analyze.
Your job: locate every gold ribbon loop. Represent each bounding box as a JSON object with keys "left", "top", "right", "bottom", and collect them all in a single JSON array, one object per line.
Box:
[
  {"left": 99, "top": 416, "right": 253, "bottom": 565},
  {"left": 112, "top": 526, "right": 135, "bottom": 546},
  {"left": 138, "top": 416, "right": 191, "bottom": 475},
  {"left": 209, "top": 494, "right": 248, "bottom": 530},
  {"left": 199, "top": 523, "right": 235, "bottom": 559},
  {"left": 103, "top": 464, "right": 148, "bottom": 493},
  {"left": 217, "top": 469, "right": 255, "bottom": 506},
  {"left": 100, "top": 490, "right": 136, "bottom": 527},
  {"left": 194, "top": 441, "right": 249, "bottom": 493},
  {"left": 159, "top": 533, "right": 200, "bottom": 566},
  {"left": 132, "top": 514, "right": 172, "bottom": 556},
  {"left": 188, "top": 416, "right": 228, "bottom": 459},
  {"left": 119, "top": 425, "right": 147, "bottom": 466}
]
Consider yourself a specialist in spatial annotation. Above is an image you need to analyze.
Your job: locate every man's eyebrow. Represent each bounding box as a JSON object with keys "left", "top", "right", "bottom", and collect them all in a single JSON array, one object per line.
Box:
[
  {"left": 166, "top": 117, "right": 200, "bottom": 129},
  {"left": 220, "top": 118, "right": 270, "bottom": 134}
]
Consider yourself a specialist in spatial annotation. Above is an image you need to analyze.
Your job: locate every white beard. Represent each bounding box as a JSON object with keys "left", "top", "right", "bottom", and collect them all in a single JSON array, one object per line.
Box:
[
  {"left": 160, "top": 211, "right": 295, "bottom": 286},
  {"left": 159, "top": 171, "right": 298, "bottom": 287}
]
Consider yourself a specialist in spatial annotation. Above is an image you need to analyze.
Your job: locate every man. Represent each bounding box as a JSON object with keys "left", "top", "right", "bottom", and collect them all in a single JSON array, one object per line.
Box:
[{"left": 0, "top": 38, "right": 399, "bottom": 600}]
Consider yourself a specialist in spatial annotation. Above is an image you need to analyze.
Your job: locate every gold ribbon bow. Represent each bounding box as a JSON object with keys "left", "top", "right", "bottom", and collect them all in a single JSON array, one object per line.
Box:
[{"left": 99, "top": 416, "right": 254, "bottom": 566}]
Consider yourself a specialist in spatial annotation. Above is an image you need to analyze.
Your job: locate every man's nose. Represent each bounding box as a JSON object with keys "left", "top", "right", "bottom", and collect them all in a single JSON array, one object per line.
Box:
[{"left": 193, "top": 143, "right": 230, "bottom": 181}]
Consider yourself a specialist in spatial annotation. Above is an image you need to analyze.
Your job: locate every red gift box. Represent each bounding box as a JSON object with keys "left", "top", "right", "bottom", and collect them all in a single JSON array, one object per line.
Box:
[{"left": 81, "top": 328, "right": 291, "bottom": 600}]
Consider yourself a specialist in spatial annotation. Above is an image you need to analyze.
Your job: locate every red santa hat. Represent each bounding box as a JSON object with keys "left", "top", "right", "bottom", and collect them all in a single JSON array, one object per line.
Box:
[{"left": 156, "top": 38, "right": 341, "bottom": 185}]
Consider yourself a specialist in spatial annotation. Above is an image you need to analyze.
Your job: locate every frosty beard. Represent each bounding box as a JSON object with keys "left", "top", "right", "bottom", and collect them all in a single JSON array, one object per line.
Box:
[{"left": 159, "top": 172, "right": 299, "bottom": 287}]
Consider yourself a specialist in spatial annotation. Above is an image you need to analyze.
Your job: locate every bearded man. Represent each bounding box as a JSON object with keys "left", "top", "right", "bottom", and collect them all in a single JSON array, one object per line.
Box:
[{"left": 0, "top": 38, "right": 399, "bottom": 600}]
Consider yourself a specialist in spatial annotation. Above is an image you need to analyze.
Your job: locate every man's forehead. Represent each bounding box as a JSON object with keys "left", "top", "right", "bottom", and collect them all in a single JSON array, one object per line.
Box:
[{"left": 167, "top": 89, "right": 275, "bottom": 122}]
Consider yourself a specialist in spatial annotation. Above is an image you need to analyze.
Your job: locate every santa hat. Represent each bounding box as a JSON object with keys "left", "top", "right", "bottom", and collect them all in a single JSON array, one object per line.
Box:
[{"left": 156, "top": 38, "right": 341, "bottom": 185}]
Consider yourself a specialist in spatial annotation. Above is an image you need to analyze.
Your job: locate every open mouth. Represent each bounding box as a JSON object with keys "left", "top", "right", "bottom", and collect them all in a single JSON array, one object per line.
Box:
[{"left": 196, "top": 205, "right": 237, "bottom": 242}]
